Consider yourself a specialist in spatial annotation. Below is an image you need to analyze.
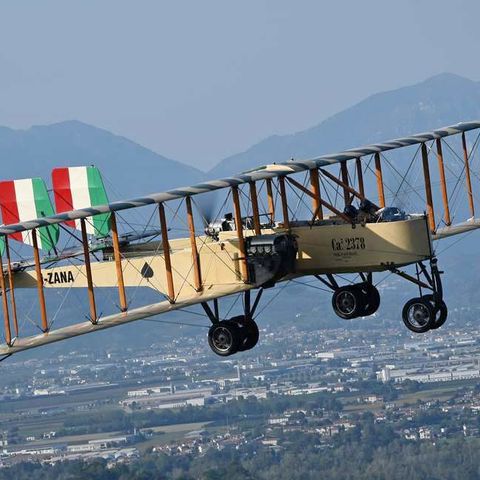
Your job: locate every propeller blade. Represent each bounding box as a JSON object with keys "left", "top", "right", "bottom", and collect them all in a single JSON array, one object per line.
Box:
[{"left": 195, "top": 191, "right": 219, "bottom": 227}]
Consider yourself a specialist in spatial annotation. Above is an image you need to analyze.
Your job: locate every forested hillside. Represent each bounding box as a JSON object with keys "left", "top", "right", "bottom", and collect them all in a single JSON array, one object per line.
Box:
[{"left": 3, "top": 424, "right": 480, "bottom": 480}]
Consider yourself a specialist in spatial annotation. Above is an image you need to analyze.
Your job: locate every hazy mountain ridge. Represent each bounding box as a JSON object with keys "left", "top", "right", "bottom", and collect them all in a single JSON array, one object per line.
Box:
[
  {"left": 2, "top": 73, "right": 479, "bottom": 194},
  {"left": 0, "top": 120, "right": 204, "bottom": 199},
  {"left": 209, "top": 73, "right": 480, "bottom": 178}
]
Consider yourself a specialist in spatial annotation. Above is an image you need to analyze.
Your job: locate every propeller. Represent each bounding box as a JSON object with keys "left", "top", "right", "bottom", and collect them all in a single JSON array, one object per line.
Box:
[{"left": 195, "top": 191, "right": 220, "bottom": 228}]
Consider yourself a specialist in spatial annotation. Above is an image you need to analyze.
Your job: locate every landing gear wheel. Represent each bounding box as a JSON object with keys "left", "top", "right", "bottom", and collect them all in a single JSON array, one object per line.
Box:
[
  {"left": 241, "top": 321, "right": 259, "bottom": 351},
  {"left": 332, "top": 286, "right": 364, "bottom": 320},
  {"left": 208, "top": 321, "right": 241, "bottom": 356},
  {"left": 422, "top": 294, "right": 448, "bottom": 330},
  {"left": 226, "top": 316, "right": 259, "bottom": 351},
  {"left": 354, "top": 283, "right": 380, "bottom": 316},
  {"left": 402, "top": 298, "right": 435, "bottom": 333},
  {"left": 430, "top": 301, "right": 448, "bottom": 329}
]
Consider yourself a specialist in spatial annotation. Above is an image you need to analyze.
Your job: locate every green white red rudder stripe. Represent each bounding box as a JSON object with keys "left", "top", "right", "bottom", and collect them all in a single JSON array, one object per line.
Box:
[
  {"left": 0, "top": 178, "right": 59, "bottom": 251},
  {"left": 52, "top": 166, "right": 111, "bottom": 237}
]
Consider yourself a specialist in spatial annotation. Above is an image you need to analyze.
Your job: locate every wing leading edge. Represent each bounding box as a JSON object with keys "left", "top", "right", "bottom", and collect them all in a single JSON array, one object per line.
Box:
[{"left": 0, "top": 121, "right": 479, "bottom": 239}]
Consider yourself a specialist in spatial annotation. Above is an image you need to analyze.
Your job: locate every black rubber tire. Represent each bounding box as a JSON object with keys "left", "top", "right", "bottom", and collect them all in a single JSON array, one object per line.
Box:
[
  {"left": 353, "top": 283, "right": 380, "bottom": 316},
  {"left": 208, "top": 321, "right": 241, "bottom": 356},
  {"left": 226, "top": 316, "right": 259, "bottom": 351},
  {"left": 332, "top": 286, "right": 364, "bottom": 320},
  {"left": 430, "top": 301, "right": 448, "bottom": 329},
  {"left": 422, "top": 294, "right": 448, "bottom": 330},
  {"left": 243, "top": 321, "right": 259, "bottom": 350},
  {"left": 402, "top": 297, "right": 435, "bottom": 333}
]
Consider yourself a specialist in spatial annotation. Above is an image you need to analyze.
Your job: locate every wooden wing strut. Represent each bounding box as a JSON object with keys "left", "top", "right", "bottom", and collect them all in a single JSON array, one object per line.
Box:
[
  {"left": 111, "top": 213, "right": 128, "bottom": 312},
  {"left": 249, "top": 182, "right": 261, "bottom": 235},
  {"left": 421, "top": 143, "right": 436, "bottom": 233},
  {"left": 278, "top": 177, "right": 290, "bottom": 229},
  {"left": 462, "top": 132, "right": 475, "bottom": 218},
  {"left": 159, "top": 203, "right": 175, "bottom": 302},
  {"left": 231, "top": 186, "right": 248, "bottom": 282},
  {"left": 0, "top": 248, "right": 11, "bottom": 345},
  {"left": 309, "top": 169, "right": 323, "bottom": 220},
  {"left": 340, "top": 161, "right": 350, "bottom": 204},
  {"left": 80, "top": 219, "right": 97, "bottom": 323},
  {"left": 355, "top": 158, "right": 365, "bottom": 197},
  {"left": 4, "top": 238, "right": 18, "bottom": 337},
  {"left": 436, "top": 139, "right": 451, "bottom": 226},
  {"left": 266, "top": 179, "right": 275, "bottom": 224},
  {"left": 286, "top": 177, "right": 351, "bottom": 223},
  {"left": 186, "top": 196, "right": 203, "bottom": 292},
  {"left": 374, "top": 153, "right": 386, "bottom": 208},
  {"left": 32, "top": 229, "right": 49, "bottom": 332}
]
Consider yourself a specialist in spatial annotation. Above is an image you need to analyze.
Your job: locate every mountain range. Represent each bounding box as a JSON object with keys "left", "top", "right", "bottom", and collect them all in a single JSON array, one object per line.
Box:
[
  {"left": 210, "top": 73, "right": 480, "bottom": 177},
  {"left": 1, "top": 73, "right": 480, "bottom": 198},
  {"left": 0, "top": 121, "right": 203, "bottom": 200}
]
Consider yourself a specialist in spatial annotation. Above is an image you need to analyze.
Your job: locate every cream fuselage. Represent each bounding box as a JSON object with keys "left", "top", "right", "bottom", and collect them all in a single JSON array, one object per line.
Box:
[{"left": 13, "top": 216, "right": 432, "bottom": 303}]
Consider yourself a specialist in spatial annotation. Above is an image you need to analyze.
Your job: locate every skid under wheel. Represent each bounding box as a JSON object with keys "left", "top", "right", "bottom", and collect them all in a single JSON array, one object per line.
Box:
[
  {"left": 402, "top": 297, "right": 435, "bottom": 333},
  {"left": 208, "top": 320, "right": 242, "bottom": 356}
]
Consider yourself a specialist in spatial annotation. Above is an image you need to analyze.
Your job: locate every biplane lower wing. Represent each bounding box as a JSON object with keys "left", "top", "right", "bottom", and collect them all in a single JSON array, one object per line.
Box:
[
  {"left": 1, "top": 120, "right": 480, "bottom": 358},
  {"left": 0, "top": 283, "right": 254, "bottom": 356}
]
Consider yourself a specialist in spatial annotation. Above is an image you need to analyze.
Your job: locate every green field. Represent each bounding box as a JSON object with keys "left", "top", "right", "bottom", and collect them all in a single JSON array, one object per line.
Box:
[{"left": 341, "top": 380, "right": 473, "bottom": 413}]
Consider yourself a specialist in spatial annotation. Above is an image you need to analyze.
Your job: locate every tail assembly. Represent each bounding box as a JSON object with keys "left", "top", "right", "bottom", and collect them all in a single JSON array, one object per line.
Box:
[
  {"left": 0, "top": 178, "right": 59, "bottom": 252},
  {"left": 52, "top": 166, "right": 111, "bottom": 237}
]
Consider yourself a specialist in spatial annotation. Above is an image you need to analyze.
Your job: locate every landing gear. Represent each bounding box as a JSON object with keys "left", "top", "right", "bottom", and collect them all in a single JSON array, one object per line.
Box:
[
  {"left": 402, "top": 297, "right": 434, "bottom": 333},
  {"left": 203, "top": 290, "right": 262, "bottom": 357},
  {"left": 325, "top": 274, "right": 380, "bottom": 320},
  {"left": 396, "top": 258, "right": 448, "bottom": 334},
  {"left": 324, "top": 258, "right": 447, "bottom": 333},
  {"left": 207, "top": 317, "right": 259, "bottom": 357},
  {"left": 332, "top": 286, "right": 360, "bottom": 319},
  {"left": 423, "top": 294, "right": 448, "bottom": 330},
  {"left": 361, "top": 283, "right": 381, "bottom": 316},
  {"left": 208, "top": 321, "right": 241, "bottom": 356},
  {"left": 226, "top": 316, "right": 259, "bottom": 352}
]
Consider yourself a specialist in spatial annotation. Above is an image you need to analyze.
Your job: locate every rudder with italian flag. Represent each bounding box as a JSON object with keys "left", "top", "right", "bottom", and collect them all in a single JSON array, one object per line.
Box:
[
  {"left": 52, "top": 166, "right": 111, "bottom": 237},
  {"left": 0, "top": 178, "right": 60, "bottom": 251}
]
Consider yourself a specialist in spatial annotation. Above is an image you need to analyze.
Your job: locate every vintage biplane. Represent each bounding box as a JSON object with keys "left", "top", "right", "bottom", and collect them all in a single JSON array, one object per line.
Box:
[{"left": 0, "top": 121, "right": 479, "bottom": 359}]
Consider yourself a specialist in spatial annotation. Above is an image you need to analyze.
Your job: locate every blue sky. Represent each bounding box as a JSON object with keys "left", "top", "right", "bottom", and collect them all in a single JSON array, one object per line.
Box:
[{"left": 0, "top": 0, "right": 479, "bottom": 169}]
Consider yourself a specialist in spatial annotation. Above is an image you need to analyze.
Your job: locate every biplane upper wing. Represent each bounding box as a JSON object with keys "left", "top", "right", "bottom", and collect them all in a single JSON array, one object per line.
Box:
[
  {"left": 0, "top": 121, "right": 479, "bottom": 238},
  {"left": 1, "top": 120, "right": 480, "bottom": 356}
]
